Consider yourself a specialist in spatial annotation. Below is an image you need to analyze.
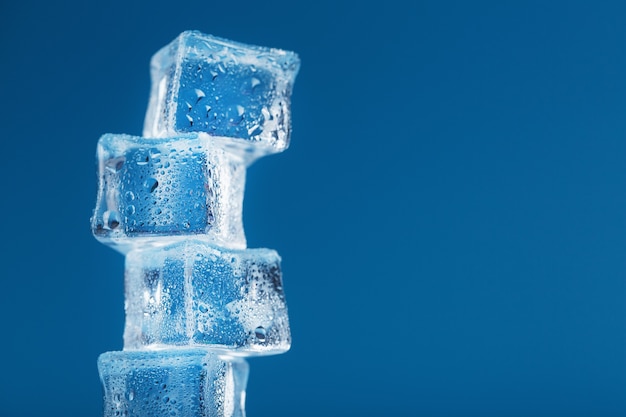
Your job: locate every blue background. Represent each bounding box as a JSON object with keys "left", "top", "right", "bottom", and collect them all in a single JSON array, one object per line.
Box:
[{"left": 2, "top": 1, "right": 626, "bottom": 416}]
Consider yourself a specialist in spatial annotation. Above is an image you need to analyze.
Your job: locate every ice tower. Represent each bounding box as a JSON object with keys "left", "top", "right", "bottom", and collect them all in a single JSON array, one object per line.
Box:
[{"left": 91, "top": 31, "right": 299, "bottom": 416}]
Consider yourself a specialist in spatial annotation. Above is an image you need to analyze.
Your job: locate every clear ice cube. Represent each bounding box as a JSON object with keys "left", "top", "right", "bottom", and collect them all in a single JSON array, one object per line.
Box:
[
  {"left": 123, "top": 241, "right": 290, "bottom": 355},
  {"left": 143, "top": 31, "right": 300, "bottom": 161},
  {"left": 91, "top": 133, "right": 246, "bottom": 253},
  {"left": 98, "top": 349, "right": 248, "bottom": 417}
]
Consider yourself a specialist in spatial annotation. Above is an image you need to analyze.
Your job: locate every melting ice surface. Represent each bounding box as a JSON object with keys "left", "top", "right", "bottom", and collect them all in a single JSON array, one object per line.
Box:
[
  {"left": 93, "top": 30, "right": 299, "bottom": 417},
  {"left": 124, "top": 241, "right": 290, "bottom": 354},
  {"left": 144, "top": 31, "right": 300, "bottom": 161},
  {"left": 92, "top": 133, "right": 247, "bottom": 253},
  {"left": 99, "top": 350, "right": 248, "bottom": 417}
]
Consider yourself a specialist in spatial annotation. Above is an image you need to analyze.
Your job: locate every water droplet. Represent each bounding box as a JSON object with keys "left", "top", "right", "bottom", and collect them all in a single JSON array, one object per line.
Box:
[
  {"left": 105, "top": 157, "right": 125, "bottom": 172},
  {"left": 186, "top": 114, "right": 193, "bottom": 126},
  {"left": 125, "top": 205, "right": 136, "bottom": 216},
  {"left": 129, "top": 390, "right": 135, "bottom": 401},
  {"left": 104, "top": 210, "right": 120, "bottom": 229},
  {"left": 236, "top": 105, "right": 245, "bottom": 116},
  {"left": 124, "top": 191, "right": 135, "bottom": 201},
  {"left": 195, "top": 89, "right": 206, "bottom": 102},
  {"left": 254, "top": 326, "right": 266, "bottom": 341},
  {"left": 185, "top": 101, "right": 193, "bottom": 111},
  {"left": 163, "top": 396, "right": 170, "bottom": 404},
  {"left": 135, "top": 152, "right": 149, "bottom": 165},
  {"left": 205, "top": 105, "right": 212, "bottom": 117},
  {"left": 199, "top": 304, "right": 208, "bottom": 313},
  {"left": 144, "top": 178, "right": 158, "bottom": 193},
  {"left": 251, "top": 77, "right": 261, "bottom": 89},
  {"left": 93, "top": 219, "right": 105, "bottom": 233},
  {"left": 211, "top": 70, "right": 218, "bottom": 80},
  {"left": 247, "top": 124, "right": 261, "bottom": 136}
]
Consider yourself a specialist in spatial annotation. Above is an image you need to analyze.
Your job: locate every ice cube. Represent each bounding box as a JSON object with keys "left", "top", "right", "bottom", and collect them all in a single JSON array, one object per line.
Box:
[
  {"left": 143, "top": 31, "right": 300, "bottom": 161},
  {"left": 98, "top": 349, "right": 248, "bottom": 417},
  {"left": 123, "top": 241, "right": 290, "bottom": 355},
  {"left": 91, "top": 133, "right": 246, "bottom": 253}
]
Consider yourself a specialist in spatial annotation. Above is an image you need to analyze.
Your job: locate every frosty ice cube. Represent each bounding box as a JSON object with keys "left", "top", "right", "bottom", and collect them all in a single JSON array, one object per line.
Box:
[
  {"left": 98, "top": 349, "right": 248, "bottom": 417},
  {"left": 123, "top": 241, "right": 290, "bottom": 355},
  {"left": 91, "top": 133, "right": 246, "bottom": 253},
  {"left": 143, "top": 31, "right": 300, "bottom": 160}
]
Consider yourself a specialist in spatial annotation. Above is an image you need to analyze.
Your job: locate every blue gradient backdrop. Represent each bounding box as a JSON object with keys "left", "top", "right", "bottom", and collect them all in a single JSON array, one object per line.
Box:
[{"left": 2, "top": 1, "right": 626, "bottom": 416}]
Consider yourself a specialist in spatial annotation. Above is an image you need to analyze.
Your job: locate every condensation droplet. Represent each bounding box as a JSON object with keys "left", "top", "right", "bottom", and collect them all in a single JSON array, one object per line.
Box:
[
  {"left": 186, "top": 114, "right": 194, "bottom": 126},
  {"left": 236, "top": 105, "right": 245, "bottom": 117},
  {"left": 185, "top": 101, "right": 193, "bottom": 111},
  {"left": 195, "top": 88, "right": 206, "bottom": 102},
  {"left": 136, "top": 153, "right": 149, "bottom": 166},
  {"left": 261, "top": 107, "right": 271, "bottom": 121},
  {"left": 104, "top": 210, "right": 120, "bottom": 229},
  {"left": 105, "top": 157, "right": 125, "bottom": 172},
  {"left": 205, "top": 105, "right": 212, "bottom": 117},
  {"left": 129, "top": 390, "right": 135, "bottom": 401},
  {"left": 251, "top": 77, "right": 261, "bottom": 89},
  {"left": 125, "top": 191, "right": 135, "bottom": 201},
  {"left": 144, "top": 178, "right": 158, "bottom": 193},
  {"left": 125, "top": 205, "right": 136, "bottom": 216},
  {"left": 247, "top": 124, "right": 261, "bottom": 136},
  {"left": 254, "top": 326, "right": 266, "bottom": 341}
]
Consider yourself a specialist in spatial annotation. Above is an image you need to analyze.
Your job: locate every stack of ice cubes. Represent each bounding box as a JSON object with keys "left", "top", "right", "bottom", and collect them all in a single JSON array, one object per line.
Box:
[{"left": 92, "top": 31, "right": 299, "bottom": 417}]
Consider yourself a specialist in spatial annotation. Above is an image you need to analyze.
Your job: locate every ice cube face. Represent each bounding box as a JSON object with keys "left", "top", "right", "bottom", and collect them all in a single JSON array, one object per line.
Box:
[
  {"left": 92, "top": 133, "right": 246, "bottom": 253},
  {"left": 144, "top": 31, "right": 300, "bottom": 158},
  {"left": 124, "top": 241, "right": 290, "bottom": 355},
  {"left": 98, "top": 350, "right": 248, "bottom": 417}
]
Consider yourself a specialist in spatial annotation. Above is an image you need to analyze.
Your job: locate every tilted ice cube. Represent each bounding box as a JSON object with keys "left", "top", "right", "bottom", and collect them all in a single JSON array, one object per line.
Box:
[
  {"left": 91, "top": 133, "right": 246, "bottom": 253},
  {"left": 144, "top": 31, "right": 300, "bottom": 161},
  {"left": 124, "top": 241, "right": 290, "bottom": 355},
  {"left": 98, "top": 350, "right": 248, "bottom": 417}
]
